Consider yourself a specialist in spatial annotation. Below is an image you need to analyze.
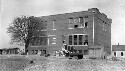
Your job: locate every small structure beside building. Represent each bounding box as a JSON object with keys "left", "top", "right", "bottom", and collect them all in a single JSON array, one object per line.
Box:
[
  {"left": 0, "top": 48, "right": 20, "bottom": 55},
  {"left": 89, "top": 46, "right": 107, "bottom": 59},
  {"left": 112, "top": 44, "right": 125, "bottom": 58}
]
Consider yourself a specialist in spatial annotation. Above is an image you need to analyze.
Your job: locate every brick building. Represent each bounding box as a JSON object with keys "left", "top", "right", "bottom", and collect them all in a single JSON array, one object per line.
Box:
[
  {"left": 28, "top": 8, "right": 112, "bottom": 55},
  {"left": 0, "top": 48, "right": 20, "bottom": 55}
]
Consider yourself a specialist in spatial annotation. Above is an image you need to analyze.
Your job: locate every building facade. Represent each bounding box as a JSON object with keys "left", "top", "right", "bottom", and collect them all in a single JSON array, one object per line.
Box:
[
  {"left": 112, "top": 44, "right": 125, "bottom": 58},
  {"left": 28, "top": 8, "right": 112, "bottom": 55}
]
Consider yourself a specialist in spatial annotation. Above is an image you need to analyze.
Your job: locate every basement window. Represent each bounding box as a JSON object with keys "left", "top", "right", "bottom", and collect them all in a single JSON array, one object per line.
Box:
[{"left": 78, "top": 50, "right": 82, "bottom": 53}]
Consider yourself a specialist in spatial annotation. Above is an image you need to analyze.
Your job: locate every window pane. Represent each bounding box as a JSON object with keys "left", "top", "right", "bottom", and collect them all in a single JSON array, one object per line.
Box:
[
  {"left": 69, "top": 35, "right": 72, "bottom": 45},
  {"left": 74, "top": 35, "right": 77, "bottom": 45},
  {"left": 79, "top": 35, "right": 83, "bottom": 45}
]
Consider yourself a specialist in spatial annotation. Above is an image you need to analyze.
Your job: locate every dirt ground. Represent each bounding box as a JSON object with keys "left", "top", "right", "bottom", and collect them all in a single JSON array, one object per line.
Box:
[{"left": 0, "top": 55, "right": 125, "bottom": 71}]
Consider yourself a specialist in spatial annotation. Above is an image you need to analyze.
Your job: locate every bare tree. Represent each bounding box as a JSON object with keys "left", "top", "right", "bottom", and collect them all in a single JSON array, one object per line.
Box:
[{"left": 7, "top": 16, "right": 45, "bottom": 54}]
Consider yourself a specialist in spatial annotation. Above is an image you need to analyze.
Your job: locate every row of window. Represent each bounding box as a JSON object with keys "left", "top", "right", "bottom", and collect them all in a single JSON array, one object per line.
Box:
[
  {"left": 98, "top": 17, "right": 109, "bottom": 31},
  {"left": 30, "top": 34, "right": 88, "bottom": 46},
  {"left": 52, "top": 16, "right": 89, "bottom": 30},
  {"left": 114, "top": 52, "right": 124, "bottom": 56},
  {"left": 69, "top": 35, "right": 88, "bottom": 45},
  {"left": 69, "top": 17, "right": 88, "bottom": 29},
  {"left": 30, "top": 37, "right": 48, "bottom": 46},
  {"left": 31, "top": 50, "right": 46, "bottom": 54}
]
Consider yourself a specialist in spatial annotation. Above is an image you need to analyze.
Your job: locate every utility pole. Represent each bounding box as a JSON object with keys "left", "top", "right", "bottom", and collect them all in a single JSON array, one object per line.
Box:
[{"left": 93, "top": 11, "right": 95, "bottom": 46}]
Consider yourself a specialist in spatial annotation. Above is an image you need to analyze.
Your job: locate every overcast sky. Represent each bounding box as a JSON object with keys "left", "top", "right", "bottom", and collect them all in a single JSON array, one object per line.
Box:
[{"left": 0, "top": 0, "right": 125, "bottom": 49}]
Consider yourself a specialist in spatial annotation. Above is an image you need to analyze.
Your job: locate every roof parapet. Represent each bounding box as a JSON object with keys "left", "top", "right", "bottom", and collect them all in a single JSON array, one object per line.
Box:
[{"left": 88, "top": 8, "right": 99, "bottom": 14}]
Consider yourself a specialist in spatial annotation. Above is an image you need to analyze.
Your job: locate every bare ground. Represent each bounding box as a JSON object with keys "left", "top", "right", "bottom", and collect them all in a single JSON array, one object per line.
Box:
[{"left": 0, "top": 55, "right": 125, "bottom": 71}]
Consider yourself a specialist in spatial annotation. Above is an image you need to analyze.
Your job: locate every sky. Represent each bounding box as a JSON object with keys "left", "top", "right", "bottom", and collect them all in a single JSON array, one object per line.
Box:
[{"left": 0, "top": 0, "right": 125, "bottom": 49}]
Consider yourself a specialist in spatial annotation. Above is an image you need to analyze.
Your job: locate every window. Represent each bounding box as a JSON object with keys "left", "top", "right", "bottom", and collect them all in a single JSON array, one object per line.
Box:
[
  {"left": 68, "top": 34, "right": 88, "bottom": 46},
  {"left": 114, "top": 52, "right": 116, "bottom": 56},
  {"left": 69, "top": 35, "right": 72, "bottom": 45},
  {"left": 69, "top": 18, "right": 74, "bottom": 28},
  {"left": 68, "top": 46, "right": 71, "bottom": 51},
  {"left": 78, "top": 50, "right": 82, "bottom": 53},
  {"left": 31, "top": 36, "right": 48, "bottom": 46},
  {"left": 43, "top": 50, "right": 46, "bottom": 54},
  {"left": 121, "top": 52, "right": 123, "bottom": 56},
  {"left": 74, "top": 35, "right": 77, "bottom": 45},
  {"left": 103, "top": 21, "right": 107, "bottom": 31},
  {"left": 79, "top": 17, "right": 84, "bottom": 28},
  {"left": 74, "top": 18, "right": 79, "bottom": 24},
  {"left": 52, "top": 37, "right": 56, "bottom": 44},
  {"left": 84, "top": 35, "right": 88, "bottom": 45},
  {"left": 32, "top": 50, "right": 34, "bottom": 54},
  {"left": 79, "top": 17, "right": 83, "bottom": 23},
  {"left": 35, "top": 50, "right": 38, "bottom": 54},
  {"left": 84, "top": 16, "right": 88, "bottom": 18},
  {"left": 74, "top": 18, "right": 79, "bottom": 28},
  {"left": 85, "top": 22, "right": 88, "bottom": 28},
  {"left": 31, "top": 38, "right": 35, "bottom": 46},
  {"left": 53, "top": 20, "right": 56, "bottom": 30},
  {"left": 40, "top": 37, "right": 48, "bottom": 45},
  {"left": 74, "top": 25, "right": 78, "bottom": 28}
]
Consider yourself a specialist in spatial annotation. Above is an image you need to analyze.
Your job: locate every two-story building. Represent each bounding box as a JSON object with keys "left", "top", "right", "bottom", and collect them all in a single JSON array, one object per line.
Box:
[{"left": 27, "top": 8, "right": 112, "bottom": 55}]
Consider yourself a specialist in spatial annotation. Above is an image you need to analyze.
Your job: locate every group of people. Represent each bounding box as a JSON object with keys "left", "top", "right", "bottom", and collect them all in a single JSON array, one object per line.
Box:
[{"left": 53, "top": 41, "right": 69, "bottom": 57}]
